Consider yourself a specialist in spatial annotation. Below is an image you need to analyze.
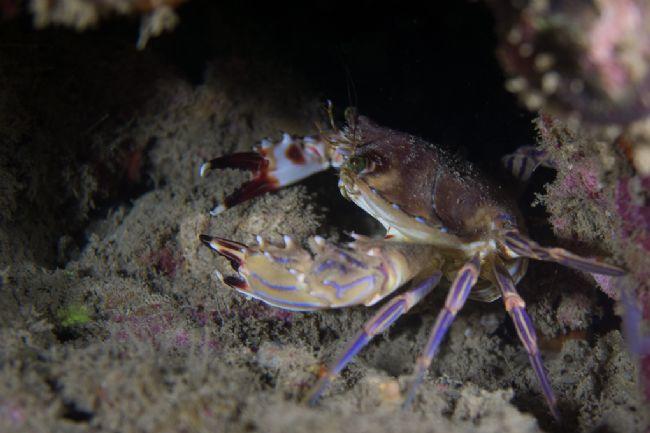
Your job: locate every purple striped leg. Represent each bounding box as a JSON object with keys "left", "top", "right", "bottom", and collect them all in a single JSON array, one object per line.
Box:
[
  {"left": 500, "top": 230, "right": 625, "bottom": 277},
  {"left": 305, "top": 272, "right": 442, "bottom": 405},
  {"left": 403, "top": 255, "right": 481, "bottom": 408},
  {"left": 501, "top": 145, "right": 555, "bottom": 182},
  {"left": 492, "top": 261, "right": 560, "bottom": 421}
]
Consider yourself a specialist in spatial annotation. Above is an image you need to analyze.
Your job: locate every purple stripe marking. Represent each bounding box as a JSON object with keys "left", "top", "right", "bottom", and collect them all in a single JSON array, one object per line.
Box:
[
  {"left": 559, "top": 257, "right": 625, "bottom": 276},
  {"left": 518, "top": 156, "right": 528, "bottom": 179},
  {"left": 495, "top": 272, "right": 512, "bottom": 294},
  {"left": 314, "top": 259, "right": 347, "bottom": 275},
  {"left": 367, "top": 301, "right": 406, "bottom": 335},
  {"left": 425, "top": 310, "right": 455, "bottom": 359},
  {"left": 533, "top": 248, "right": 551, "bottom": 260},
  {"left": 252, "top": 290, "right": 319, "bottom": 309},
  {"left": 504, "top": 239, "right": 526, "bottom": 255},
  {"left": 529, "top": 351, "right": 556, "bottom": 410},
  {"left": 411, "top": 273, "right": 442, "bottom": 300},
  {"left": 512, "top": 307, "right": 537, "bottom": 350},
  {"left": 333, "top": 332, "right": 371, "bottom": 375},
  {"left": 269, "top": 255, "right": 293, "bottom": 264},
  {"left": 494, "top": 260, "right": 558, "bottom": 418},
  {"left": 323, "top": 274, "right": 376, "bottom": 299},
  {"left": 337, "top": 250, "right": 368, "bottom": 269},
  {"left": 505, "top": 231, "right": 528, "bottom": 245},
  {"left": 448, "top": 270, "right": 472, "bottom": 310},
  {"left": 250, "top": 272, "right": 297, "bottom": 291}
]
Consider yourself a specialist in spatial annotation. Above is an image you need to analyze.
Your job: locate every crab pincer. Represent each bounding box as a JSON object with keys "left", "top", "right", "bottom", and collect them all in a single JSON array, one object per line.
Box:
[
  {"left": 201, "top": 232, "right": 439, "bottom": 312},
  {"left": 200, "top": 134, "right": 332, "bottom": 215}
]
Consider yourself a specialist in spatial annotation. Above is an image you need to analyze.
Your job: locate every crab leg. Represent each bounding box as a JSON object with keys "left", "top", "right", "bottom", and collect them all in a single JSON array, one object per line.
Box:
[
  {"left": 622, "top": 288, "right": 650, "bottom": 356},
  {"left": 403, "top": 255, "right": 481, "bottom": 408},
  {"left": 493, "top": 261, "right": 560, "bottom": 420},
  {"left": 501, "top": 145, "right": 555, "bottom": 181},
  {"left": 500, "top": 230, "right": 625, "bottom": 276},
  {"left": 305, "top": 272, "right": 442, "bottom": 404},
  {"left": 200, "top": 233, "right": 439, "bottom": 311},
  {"left": 200, "top": 134, "right": 331, "bottom": 215}
]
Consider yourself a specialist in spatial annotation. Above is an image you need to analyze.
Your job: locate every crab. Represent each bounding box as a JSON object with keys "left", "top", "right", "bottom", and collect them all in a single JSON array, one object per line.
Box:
[{"left": 199, "top": 105, "right": 624, "bottom": 419}]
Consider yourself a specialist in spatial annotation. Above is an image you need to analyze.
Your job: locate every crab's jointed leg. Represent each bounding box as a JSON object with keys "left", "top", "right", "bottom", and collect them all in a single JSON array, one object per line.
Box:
[
  {"left": 200, "top": 233, "right": 438, "bottom": 311},
  {"left": 200, "top": 134, "right": 332, "bottom": 215},
  {"left": 305, "top": 272, "right": 442, "bottom": 404},
  {"left": 403, "top": 255, "right": 481, "bottom": 408},
  {"left": 501, "top": 145, "right": 555, "bottom": 182},
  {"left": 492, "top": 261, "right": 560, "bottom": 420},
  {"left": 500, "top": 230, "right": 625, "bottom": 276}
]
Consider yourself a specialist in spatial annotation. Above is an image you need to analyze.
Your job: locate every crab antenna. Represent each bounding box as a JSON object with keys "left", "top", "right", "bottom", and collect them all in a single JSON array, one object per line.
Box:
[
  {"left": 325, "top": 100, "right": 338, "bottom": 133},
  {"left": 403, "top": 255, "right": 481, "bottom": 409},
  {"left": 492, "top": 261, "right": 560, "bottom": 421},
  {"left": 304, "top": 272, "right": 442, "bottom": 405},
  {"left": 500, "top": 230, "right": 625, "bottom": 277}
]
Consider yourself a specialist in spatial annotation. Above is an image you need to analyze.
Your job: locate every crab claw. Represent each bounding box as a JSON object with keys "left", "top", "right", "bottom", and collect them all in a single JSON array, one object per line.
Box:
[
  {"left": 200, "top": 134, "right": 332, "bottom": 216},
  {"left": 200, "top": 234, "right": 439, "bottom": 311},
  {"left": 199, "top": 235, "right": 246, "bottom": 270}
]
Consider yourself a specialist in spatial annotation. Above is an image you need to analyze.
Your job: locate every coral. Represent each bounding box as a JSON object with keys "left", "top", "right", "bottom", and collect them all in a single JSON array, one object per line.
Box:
[
  {"left": 0, "top": 0, "right": 188, "bottom": 48},
  {"left": 531, "top": 109, "right": 650, "bottom": 411},
  {"left": 489, "top": 2, "right": 650, "bottom": 408},
  {"left": 616, "top": 176, "right": 650, "bottom": 253},
  {"left": 488, "top": 0, "right": 650, "bottom": 125}
]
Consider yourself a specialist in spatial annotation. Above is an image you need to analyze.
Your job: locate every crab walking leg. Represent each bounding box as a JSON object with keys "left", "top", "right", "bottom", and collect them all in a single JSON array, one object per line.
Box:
[
  {"left": 492, "top": 261, "right": 560, "bottom": 421},
  {"left": 403, "top": 255, "right": 481, "bottom": 408},
  {"left": 501, "top": 145, "right": 555, "bottom": 182},
  {"left": 621, "top": 289, "right": 650, "bottom": 356},
  {"left": 305, "top": 272, "right": 442, "bottom": 405},
  {"left": 200, "top": 134, "right": 331, "bottom": 215},
  {"left": 500, "top": 230, "right": 625, "bottom": 276}
]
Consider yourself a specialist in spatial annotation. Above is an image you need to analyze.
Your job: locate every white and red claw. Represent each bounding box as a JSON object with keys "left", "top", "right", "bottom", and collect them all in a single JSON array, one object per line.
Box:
[{"left": 200, "top": 134, "right": 332, "bottom": 215}]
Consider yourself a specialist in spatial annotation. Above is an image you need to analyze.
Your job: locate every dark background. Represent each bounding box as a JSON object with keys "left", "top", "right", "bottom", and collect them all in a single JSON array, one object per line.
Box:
[{"left": 153, "top": 0, "right": 536, "bottom": 165}]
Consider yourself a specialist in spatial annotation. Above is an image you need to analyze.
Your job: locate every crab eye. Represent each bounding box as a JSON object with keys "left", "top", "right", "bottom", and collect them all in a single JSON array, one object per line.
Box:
[
  {"left": 344, "top": 106, "right": 358, "bottom": 125},
  {"left": 348, "top": 156, "right": 367, "bottom": 173}
]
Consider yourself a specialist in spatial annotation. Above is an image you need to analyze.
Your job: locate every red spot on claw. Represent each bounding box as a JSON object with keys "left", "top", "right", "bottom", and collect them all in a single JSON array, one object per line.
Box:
[{"left": 286, "top": 144, "right": 306, "bottom": 164}]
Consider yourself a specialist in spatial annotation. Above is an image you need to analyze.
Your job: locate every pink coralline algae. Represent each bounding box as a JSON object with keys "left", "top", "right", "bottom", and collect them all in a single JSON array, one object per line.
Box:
[
  {"left": 560, "top": 158, "right": 605, "bottom": 200},
  {"left": 616, "top": 176, "right": 650, "bottom": 253},
  {"left": 488, "top": 0, "right": 650, "bottom": 124},
  {"left": 143, "top": 245, "right": 185, "bottom": 278},
  {"left": 111, "top": 304, "right": 220, "bottom": 352},
  {"left": 616, "top": 177, "right": 650, "bottom": 404}
]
